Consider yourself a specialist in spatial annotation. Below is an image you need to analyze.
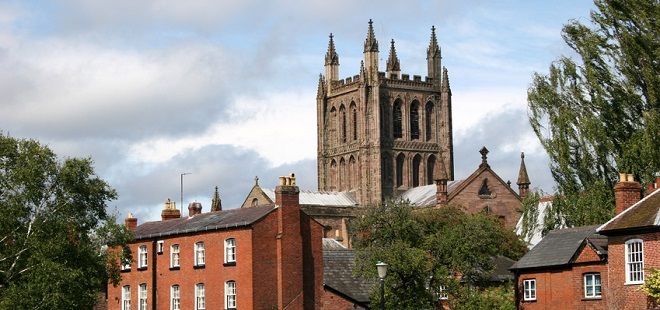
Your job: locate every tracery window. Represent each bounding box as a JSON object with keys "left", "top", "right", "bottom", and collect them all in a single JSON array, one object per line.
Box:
[
  {"left": 425, "top": 101, "right": 434, "bottom": 141},
  {"left": 396, "top": 153, "right": 405, "bottom": 187},
  {"left": 412, "top": 154, "right": 421, "bottom": 187},
  {"left": 410, "top": 101, "right": 420, "bottom": 140},
  {"left": 393, "top": 100, "right": 403, "bottom": 139},
  {"left": 427, "top": 155, "right": 436, "bottom": 185}
]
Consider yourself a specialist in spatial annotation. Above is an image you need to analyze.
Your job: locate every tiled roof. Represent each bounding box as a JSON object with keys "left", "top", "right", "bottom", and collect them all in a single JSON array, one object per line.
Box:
[
  {"left": 598, "top": 189, "right": 660, "bottom": 233},
  {"left": 398, "top": 180, "right": 463, "bottom": 207},
  {"left": 134, "top": 205, "right": 275, "bottom": 240},
  {"left": 322, "top": 241, "right": 373, "bottom": 304},
  {"left": 262, "top": 189, "right": 358, "bottom": 207},
  {"left": 510, "top": 225, "right": 604, "bottom": 270}
]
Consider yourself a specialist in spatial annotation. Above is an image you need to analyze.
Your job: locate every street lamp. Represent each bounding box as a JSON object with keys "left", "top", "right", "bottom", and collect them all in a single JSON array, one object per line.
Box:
[{"left": 376, "top": 261, "right": 388, "bottom": 310}]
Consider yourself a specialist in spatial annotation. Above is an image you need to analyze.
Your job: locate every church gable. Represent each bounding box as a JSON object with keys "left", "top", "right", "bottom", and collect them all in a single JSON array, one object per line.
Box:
[{"left": 240, "top": 180, "right": 274, "bottom": 208}]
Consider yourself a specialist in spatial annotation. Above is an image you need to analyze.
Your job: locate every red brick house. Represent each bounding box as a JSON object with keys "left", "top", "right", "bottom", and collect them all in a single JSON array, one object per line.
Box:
[
  {"left": 597, "top": 174, "right": 660, "bottom": 310},
  {"left": 107, "top": 175, "right": 325, "bottom": 310}
]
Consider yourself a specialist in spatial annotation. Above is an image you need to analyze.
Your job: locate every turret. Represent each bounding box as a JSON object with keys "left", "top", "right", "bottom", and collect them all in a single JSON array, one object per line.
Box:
[
  {"left": 427, "top": 26, "right": 441, "bottom": 89},
  {"left": 324, "top": 33, "right": 339, "bottom": 92},
  {"left": 386, "top": 39, "right": 401, "bottom": 78},
  {"left": 516, "top": 152, "right": 531, "bottom": 198},
  {"left": 363, "top": 19, "right": 379, "bottom": 84}
]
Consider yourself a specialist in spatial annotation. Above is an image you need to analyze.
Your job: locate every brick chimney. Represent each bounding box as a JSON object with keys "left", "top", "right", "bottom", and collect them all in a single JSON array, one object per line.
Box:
[
  {"left": 645, "top": 176, "right": 660, "bottom": 196},
  {"left": 161, "top": 198, "right": 181, "bottom": 221},
  {"left": 274, "top": 173, "right": 304, "bottom": 309},
  {"left": 614, "top": 173, "right": 642, "bottom": 215},
  {"left": 188, "top": 201, "right": 202, "bottom": 217},
  {"left": 125, "top": 213, "right": 137, "bottom": 231}
]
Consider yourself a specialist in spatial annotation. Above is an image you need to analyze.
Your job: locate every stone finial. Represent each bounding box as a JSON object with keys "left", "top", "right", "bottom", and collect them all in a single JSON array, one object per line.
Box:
[
  {"left": 442, "top": 67, "right": 450, "bottom": 93},
  {"left": 364, "top": 19, "right": 379, "bottom": 53},
  {"left": 211, "top": 186, "right": 222, "bottom": 212},
  {"left": 386, "top": 39, "right": 401, "bottom": 73},
  {"left": 359, "top": 60, "right": 366, "bottom": 77},
  {"left": 479, "top": 146, "right": 489, "bottom": 167},
  {"left": 316, "top": 74, "right": 326, "bottom": 99},
  {"left": 427, "top": 25, "right": 440, "bottom": 58},
  {"left": 325, "top": 33, "right": 339, "bottom": 66}
]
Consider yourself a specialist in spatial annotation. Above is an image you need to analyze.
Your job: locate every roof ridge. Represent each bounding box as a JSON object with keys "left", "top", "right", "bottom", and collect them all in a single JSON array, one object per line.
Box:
[{"left": 598, "top": 189, "right": 660, "bottom": 232}]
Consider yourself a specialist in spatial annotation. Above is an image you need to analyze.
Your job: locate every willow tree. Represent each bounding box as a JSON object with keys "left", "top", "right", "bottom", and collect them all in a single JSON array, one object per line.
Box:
[{"left": 528, "top": 0, "right": 659, "bottom": 227}]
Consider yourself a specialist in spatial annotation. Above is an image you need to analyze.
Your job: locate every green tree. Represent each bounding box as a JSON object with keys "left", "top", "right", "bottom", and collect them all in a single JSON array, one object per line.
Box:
[
  {"left": 351, "top": 201, "right": 526, "bottom": 309},
  {"left": 527, "top": 0, "right": 659, "bottom": 227},
  {"left": 0, "top": 134, "right": 132, "bottom": 309}
]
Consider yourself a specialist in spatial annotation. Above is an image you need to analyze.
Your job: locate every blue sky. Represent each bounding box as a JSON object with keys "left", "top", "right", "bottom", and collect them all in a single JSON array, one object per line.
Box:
[{"left": 0, "top": 0, "right": 596, "bottom": 222}]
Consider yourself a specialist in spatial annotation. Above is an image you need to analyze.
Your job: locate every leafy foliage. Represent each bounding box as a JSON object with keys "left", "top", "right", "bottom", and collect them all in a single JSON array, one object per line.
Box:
[
  {"left": 351, "top": 201, "right": 526, "bottom": 309},
  {"left": 452, "top": 283, "right": 515, "bottom": 310},
  {"left": 0, "top": 134, "right": 132, "bottom": 309},
  {"left": 527, "top": 0, "right": 659, "bottom": 227},
  {"left": 642, "top": 268, "right": 660, "bottom": 303}
]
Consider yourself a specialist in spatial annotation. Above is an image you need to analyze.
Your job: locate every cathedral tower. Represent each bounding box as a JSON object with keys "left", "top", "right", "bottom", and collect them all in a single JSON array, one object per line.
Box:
[{"left": 317, "top": 20, "right": 454, "bottom": 206}]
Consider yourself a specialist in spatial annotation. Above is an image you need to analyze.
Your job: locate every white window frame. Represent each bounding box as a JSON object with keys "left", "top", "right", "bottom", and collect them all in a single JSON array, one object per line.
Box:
[
  {"left": 225, "top": 238, "right": 236, "bottom": 263},
  {"left": 195, "top": 242, "right": 205, "bottom": 266},
  {"left": 138, "top": 283, "right": 147, "bottom": 310},
  {"left": 171, "top": 285, "right": 180, "bottom": 310},
  {"left": 138, "top": 245, "right": 148, "bottom": 268},
  {"left": 195, "top": 283, "right": 206, "bottom": 310},
  {"left": 438, "top": 285, "right": 448, "bottom": 300},
  {"left": 225, "top": 281, "right": 236, "bottom": 309},
  {"left": 122, "top": 285, "right": 131, "bottom": 310},
  {"left": 523, "top": 279, "right": 536, "bottom": 301},
  {"left": 157, "top": 240, "right": 164, "bottom": 254},
  {"left": 170, "top": 244, "right": 180, "bottom": 268},
  {"left": 583, "top": 273, "right": 601, "bottom": 298},
  {"left": 625, "top": 239, "right": 644, "bottom": 284}
]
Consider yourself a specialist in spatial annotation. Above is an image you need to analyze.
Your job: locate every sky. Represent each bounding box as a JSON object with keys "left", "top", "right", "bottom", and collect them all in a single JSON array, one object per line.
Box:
[{"left": 0, "top": 0, "right": 597, "bottom": 222}]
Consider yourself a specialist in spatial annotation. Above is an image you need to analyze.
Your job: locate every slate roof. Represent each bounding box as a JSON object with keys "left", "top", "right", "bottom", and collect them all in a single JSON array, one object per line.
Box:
[
  {"left": 598, "top": 189, "right": 660, "bottom": 234},
  {"left": 322, "top": 239, "right": 373, "bottom": 304},
  {"left": 399, "top": 180, "right": 464, "bottom": 207},
  {"left": 510, "top": 225, "right": 605, "bottom": 270},
  {"left": 133, "top": 205, "right": 276, "bottom": 240},
  {"left": 262, "top": 189, "right": 358, "bottom": 207}
]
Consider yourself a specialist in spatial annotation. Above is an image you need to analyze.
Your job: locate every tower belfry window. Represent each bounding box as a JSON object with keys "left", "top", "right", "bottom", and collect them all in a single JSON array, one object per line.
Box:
[
  {"left": 425, "top": 102, "right": 434, "bottom": 141},
  {"left": 411, "top": 101, "right": 420, "bottom": 140},
  {"left": 352, "top": 107, "right": 358, "bottom": 141},
  {"left": 412, "top": 154, "right": 421, "bottom": 187},
  {"left": 340, "top": 107, "right": 347, "bottom": 143},
  {"left": 396, "top": 153, "right": 405, "bottom": 187},
  {"left": 393, "top": 100, "right": 402, "bottom": 139}
]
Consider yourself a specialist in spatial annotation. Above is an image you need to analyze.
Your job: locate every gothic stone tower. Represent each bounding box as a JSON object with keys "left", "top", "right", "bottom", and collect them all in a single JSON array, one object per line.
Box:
[{"left": 317, "top": 20, "right": 454, "bottom": 206}]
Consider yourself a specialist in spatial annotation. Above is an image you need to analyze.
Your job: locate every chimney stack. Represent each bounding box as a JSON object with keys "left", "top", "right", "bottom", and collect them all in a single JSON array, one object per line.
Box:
[
  {"left": 161, "top": 198, "right": 181, "bottom": 221},
  {"left": 125, "top": 213, "right": 137, "bottom": 231},
  {"left": 614, "top": 173, "right": 642, "bottom": 215},
  {"left": 645, "top": 176, "right": 660, "bottom": 196},
  {"left": 188, "top": 201, "right": 202, "bottom": 217},
  {"left": 274, "top": 173, "right": 303, "bottom": 309}
]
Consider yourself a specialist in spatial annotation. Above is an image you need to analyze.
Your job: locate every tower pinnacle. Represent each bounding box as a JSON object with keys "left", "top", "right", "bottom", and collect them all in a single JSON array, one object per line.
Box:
[
  {"left": 517, "top": 152, "right": 531, "bottom": 198},
  {"left": 427, "top": 25, "right": 440, "bottom": 58},
  {"left": 211, "top": 186, "right": 222, "bottom": 212},
  {"left": 364, "top": 19, "right": 379, "bottom": 53},
  {"left": 442, "top": 67, "right": 451, "bottom": 94},
  {"left": 325, "top": 33, "right": 339, "bottom": 66},
  {"left": 386, "top": 39, "right": 401, "bottom": 73}
]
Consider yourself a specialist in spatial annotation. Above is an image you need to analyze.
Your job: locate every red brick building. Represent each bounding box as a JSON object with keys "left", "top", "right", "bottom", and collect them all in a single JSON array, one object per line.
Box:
[
  {"left": 107, "top": 175, "right": 325, "bottom": 310},
  {"left": 511, "top": 174, "right": 660, "bottom": 310},
  {"left": 598, "top": 174, "right": 660, "bottom": 310}
]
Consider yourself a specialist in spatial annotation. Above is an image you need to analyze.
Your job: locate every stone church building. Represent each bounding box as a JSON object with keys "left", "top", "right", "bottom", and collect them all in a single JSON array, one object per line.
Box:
[{"left": 316, "top": 19, "right": 454, "bottom": 206}]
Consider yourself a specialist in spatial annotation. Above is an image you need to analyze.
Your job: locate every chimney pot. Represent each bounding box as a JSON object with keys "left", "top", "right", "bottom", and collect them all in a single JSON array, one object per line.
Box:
[
  {"left": 188, "top": 201, "right": 202, "bottom": 217},
  {"left": 161, "top": 198, "right": 181, "bottom": 221}
]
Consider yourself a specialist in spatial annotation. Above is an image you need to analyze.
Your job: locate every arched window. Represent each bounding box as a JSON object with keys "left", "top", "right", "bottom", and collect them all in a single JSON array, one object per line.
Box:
[
  {"left": 412, "top": 154, "right": 421, "bottom": 187},
  {"left": 351, "top": 104, "right": 358, "bottom": 141},
  {"left": 425, "top": 101, "right": 434, "bottom": 141},
  {"left": 329, "top": 106, "right": 337, "bottom": 144},
  {"left": 410, "top": 101, "right": 420, "bottom": 140},
  {"left": 171, "top": 285, "right": 181, "bottom": 310},
  {"left": 225, "top": 281, "right": 237, "bottom": 309},
  {"left": 251, "top": 198, "right": 258, "bottom": 207},
  {"left": 427, "top": 155, "right": 436, "bottom": 185},
  {"left": 349, "top": 156, "right": 356, "bottom": 190},
  {"left": 393, "top": 100, "right": 403, "bottom": 139},
  {"left": 396, "top": 153, "right": 405, "bottom": 187},
  {"left": 339, "top": 157, "right": 346, "bottom": 191},
  {"left": 340, "top": 105, "right": 347, "bottom": 143},
  {"left": 330, "top": 160, "right": 337, "bottom": 191}
]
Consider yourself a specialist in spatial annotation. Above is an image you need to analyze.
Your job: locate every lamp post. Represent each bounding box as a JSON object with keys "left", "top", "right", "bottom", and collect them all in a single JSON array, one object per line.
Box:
[{"left": 376, "top": 261, "right": 388, "bottom": 310}]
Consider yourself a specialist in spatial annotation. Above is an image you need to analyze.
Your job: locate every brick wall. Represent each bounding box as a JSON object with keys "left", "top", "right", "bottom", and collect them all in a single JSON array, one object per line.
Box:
[
  {"left": 321, "top": 288, "right": 364, "bottom": 310},
  {"left": 108, "top": 228, "right": 255, "bottom": 310},
  {"left": 607, "top": 232, "right": 660, "bottom": 310}
]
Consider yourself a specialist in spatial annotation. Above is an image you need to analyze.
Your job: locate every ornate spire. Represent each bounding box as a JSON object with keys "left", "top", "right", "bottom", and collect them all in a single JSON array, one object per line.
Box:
[
  {"left": 364, "top": 19, "right": 379, "bottom": 53},
  {"left": 427, "top": 25, "right": 440, "bottom": 58},
  {"left": 211, "top": 186, "right": 222, "bottom": 212},
  {"left": 316, "top": 74, "right": 326, "bottom": 99},
  {"left": 359, "top": 60, "right": 366, "bottom": 77},
  {"left": 325, "top": 33, "right": 339, "bottom": 66},
  {"left": 386, "top": 39, "right": 400, "bottom": 72},
  {"left": 517, "top": 152, "right": 530, "bottom": 186},
  {"left": 442, "top": 67, "right": 451, "bottom": 93},
  {"left": 479, "top": 146, "right": 490, "bottom": 168}
]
